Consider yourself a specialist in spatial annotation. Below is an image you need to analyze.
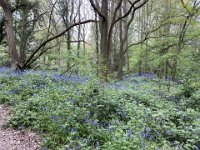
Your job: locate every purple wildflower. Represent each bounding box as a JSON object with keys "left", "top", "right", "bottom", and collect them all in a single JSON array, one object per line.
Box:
[
  {"left": 92, "top": 120, "right": 97, "bottom": 126},
  {"left": 127, "top": 129, "right": 133, "bottom": 138},
  {"left": 195, "top": 145, "right": 199, "bottom": 150},
  {"left": 76, "top": 145, "right": 81, "bottom": 149},
  {"left": 149, "top": 135, "right": 154, "bottom": 141},
  {"left": 84, "top": 118, "right": 89, "bottom": 124}
]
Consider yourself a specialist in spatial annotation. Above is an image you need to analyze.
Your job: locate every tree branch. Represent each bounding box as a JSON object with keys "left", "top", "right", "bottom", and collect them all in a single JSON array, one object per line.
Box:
[
  {"left": 89, "top": 0, "right": 105, "bottom": 19},
  {"left": 114, "top": 0, "right": 149, "bottom": 25},
  {"left": 23, "top": 19, "right": 98, "bottom": 68},
  {"left": 24, "top": 11, "right": 49, "bottom": 26},
  {"left": 60, "top": 64, "right": 76, "bottom": 76}
]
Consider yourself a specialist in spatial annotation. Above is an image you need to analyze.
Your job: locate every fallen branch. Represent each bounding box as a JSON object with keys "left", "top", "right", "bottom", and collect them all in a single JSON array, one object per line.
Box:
[{"left": 60, "top": 64, "right": 76, "bottom": 76}]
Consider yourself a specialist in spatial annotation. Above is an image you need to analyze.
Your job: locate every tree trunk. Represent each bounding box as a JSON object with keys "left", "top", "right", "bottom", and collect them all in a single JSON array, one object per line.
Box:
[
  {"left": 19, "top": 8, "right": 29, "bottom": 65},
  {"left": 138, "top": 8, "right": 143, "bottom": 76},
  {"left": 144, "top": 3, "right": 149, "bottom": 75},
  {"left": 0, "top": 0, "right": 19, "bottom": 69},
  {"left": 172, "top": 17, "right": 191, "bottom": 81},
  {"left": 77, "top": 0, "right": 81, "bottom": 58},
  {"left": 123, "top": 1, "right": 130, "bottom": 74},
  {"left": 117, "top": 7, "right": 124, "bottom": 80},
  {"left": 67, "top": 31, "right": 71, "bottom": 69},
  {"left": 100, "top": 0, "right": 109, "bottom": 80},
  {"left": 125, "top": 38, "right": 130, "bottom": 73},
  {"left": 95, "top": 12, "right": 100, "bottom": 75}
]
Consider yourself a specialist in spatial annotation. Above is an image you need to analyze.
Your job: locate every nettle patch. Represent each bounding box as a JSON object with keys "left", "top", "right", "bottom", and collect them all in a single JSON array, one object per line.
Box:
[{"left": 0, "top": 67, "right": 199, "bottom": 150}]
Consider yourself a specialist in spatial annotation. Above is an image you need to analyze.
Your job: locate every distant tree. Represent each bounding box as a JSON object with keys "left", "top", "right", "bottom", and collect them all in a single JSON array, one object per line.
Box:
[
  {"left": 89, "top": 0, "right": 149, "bottom": 80},
  {"left": 0, "top": 0, "right": 96, "bottom": 70},
  {"left": 171, "top": 0, "right": 200, "bottom": 81}
]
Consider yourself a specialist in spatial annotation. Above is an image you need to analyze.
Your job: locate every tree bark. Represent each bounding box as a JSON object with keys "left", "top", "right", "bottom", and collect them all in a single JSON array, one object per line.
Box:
[
  {"left": 77, "top": 0, "right": 81, "bottom": 58},
  {"left": 95, "top": 11, "right": 100, "bottom": 75},
  {"left": 100, "top": 0, "right": 109, "bottom": 79},
  {"left": 117, "top": 7, "right": 124, "bottom": 80},
  {"left": 0, "top": 0, "right": 19, "bottom": 68},
  {"left": 19, "top": 8, "right": 29, "bottom": 65}
]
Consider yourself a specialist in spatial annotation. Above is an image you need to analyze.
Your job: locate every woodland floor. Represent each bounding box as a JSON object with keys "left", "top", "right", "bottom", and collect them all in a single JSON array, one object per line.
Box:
[{"left": 0, "top": 105, "right": 41, "bottom": 150}]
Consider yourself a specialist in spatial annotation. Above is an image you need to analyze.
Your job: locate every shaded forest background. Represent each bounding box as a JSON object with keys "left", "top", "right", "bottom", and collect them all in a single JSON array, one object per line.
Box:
[{"left": 0, "top": 0, "right": 199, "bottom": 81}]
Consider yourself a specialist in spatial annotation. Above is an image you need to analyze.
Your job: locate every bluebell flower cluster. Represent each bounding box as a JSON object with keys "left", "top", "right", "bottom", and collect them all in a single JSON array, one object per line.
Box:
[
  {"left": 51, "top": 115, "right": 58, "bottom": 122},
  {"left": 140, "top": 73, "right": 157, "bottom": 79},
  {"left": 127, "top": 129, "right": 133, "bottom": 138},
  {"left": 0, "top": 66, "right": 199, "bottom": 150},
  {"left": 52, "top": 74, "right": 88, "bottom": 84}
]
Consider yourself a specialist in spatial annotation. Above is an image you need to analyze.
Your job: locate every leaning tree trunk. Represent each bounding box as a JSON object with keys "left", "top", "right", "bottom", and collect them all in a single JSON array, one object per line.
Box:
[{"left": 0, "top": 0, "right": 19, "bottom": 69}]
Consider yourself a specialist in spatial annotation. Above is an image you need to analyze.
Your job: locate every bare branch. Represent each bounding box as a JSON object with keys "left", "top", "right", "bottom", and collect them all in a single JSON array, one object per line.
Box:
[
  {"left": 180, "top": 0, "right": 192, "bottom": 14},
  {"left": 27, "top": 43, "right": 59, "bottom": 66},
  {"left": 60, "top": 64, "right": 76, "bottom": 76},
  {"left": 24, "top": 11, "right": 49, "bottom": 26},
  {"left": 114, "top": 0, "right": 149, "bottom": 25},
  {"left": 23, "top": 19, "right": 98, "bottom": 68},
  {"left": 89, "top": 0, "right": 106, "bottom": 19},
  {"left": 47, "top": 0, "right": 59, "bottom": 38},
  {"left": 124, "top": 18, "right": 171, "bottom": 54}
]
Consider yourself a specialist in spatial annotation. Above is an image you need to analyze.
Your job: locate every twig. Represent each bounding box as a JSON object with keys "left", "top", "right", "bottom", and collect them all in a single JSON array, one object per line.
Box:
[{"left": 60, "top": 64, "right": 76, "bottom": 76}]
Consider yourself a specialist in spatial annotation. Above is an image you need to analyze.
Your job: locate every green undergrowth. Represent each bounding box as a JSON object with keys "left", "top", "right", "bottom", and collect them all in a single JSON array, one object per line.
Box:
[{"left": 0, "top": 69, "right": 199, "bottom": 150}]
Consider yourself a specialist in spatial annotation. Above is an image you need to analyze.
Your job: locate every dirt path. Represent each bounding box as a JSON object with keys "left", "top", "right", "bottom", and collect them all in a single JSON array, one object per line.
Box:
[{"left": 0, "top": 105, "right": 41, "bottom": 150}]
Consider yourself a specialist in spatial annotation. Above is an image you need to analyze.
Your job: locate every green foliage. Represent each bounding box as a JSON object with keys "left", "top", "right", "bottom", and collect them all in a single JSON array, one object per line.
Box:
[{"left": 0, "top": 68, "right": 199, "bottom": 150}]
